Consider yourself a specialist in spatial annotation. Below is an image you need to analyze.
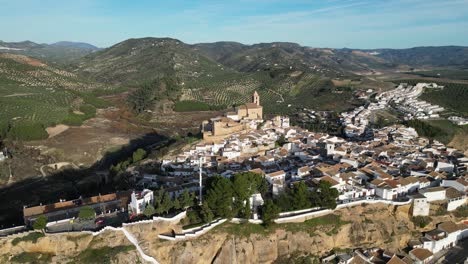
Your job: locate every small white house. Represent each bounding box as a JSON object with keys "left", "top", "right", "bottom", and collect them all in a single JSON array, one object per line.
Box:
[
  {"left": 435, "top": 162, "right": 454, "bottom": 173},
  {"left": 0, "top": 151, "right": 6, "bottom": 162},
  {"left": 266, "top": 170, "right": 286, "bottom": 184},
  {"left": 420, "top": 187, "right": 446, "bottom": 202},
  {"left": 295, "top": 166, "right": 311, "bottom": 179},
  {"left": 422, "top": 222, "right": 468, "bottom": 254},
  {"left": 129, "top": 189, "right": 154, "bottom": 215}
]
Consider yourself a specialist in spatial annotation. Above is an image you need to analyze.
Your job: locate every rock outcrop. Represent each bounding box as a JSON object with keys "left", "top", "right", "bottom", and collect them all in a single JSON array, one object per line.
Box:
[{"left": 0, "top": 203, "right": 458, "bottom": 263}]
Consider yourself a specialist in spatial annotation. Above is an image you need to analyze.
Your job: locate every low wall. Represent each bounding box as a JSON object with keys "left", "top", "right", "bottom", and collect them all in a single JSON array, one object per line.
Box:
[
  {"left": 275, "top": 199, "right": 412, "bottom": 224},
  {"left": 46, "top": 217, "right": 75, "bottom": 227},
  {"left": 158, "top": 218, "right": 227, "bottom": 241},
  {"left": 278, "top": 207, "right": 321, "bottom": 217},
  {"left": 91, "top": 226, "right": 159, "bottom": 264},
  {"left": 231, "top": 218, "right": 263, "bottom": 224},
  {"left": 0, "top": 225, "right": 27, "bottom": 237},
  {"left": 153, "top": 211, "right": 186, "bottom": 222},
  {"left": 122, "top": 211, "right": 187, "bottom": 227}
]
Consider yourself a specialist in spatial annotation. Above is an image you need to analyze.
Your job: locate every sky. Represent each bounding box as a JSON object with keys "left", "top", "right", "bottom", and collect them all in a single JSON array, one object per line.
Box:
[{"left": 1, "top": 0, "right": 468, "bottom": 49}]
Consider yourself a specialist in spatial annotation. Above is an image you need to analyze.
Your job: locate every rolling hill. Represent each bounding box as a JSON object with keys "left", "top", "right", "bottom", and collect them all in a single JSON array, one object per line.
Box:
[
  {"left": 75, "top": 37, "right": 373, "bottom": 115},
  {"left": 0, "top": 53, "right": 110, "bottom": 140},
  {"left": 0, "top": 40, "right": 99, "bottom": 65}
]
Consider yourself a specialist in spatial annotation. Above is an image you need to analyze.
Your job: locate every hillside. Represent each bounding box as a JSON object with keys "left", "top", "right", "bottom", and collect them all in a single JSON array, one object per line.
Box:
[
  {"left": 0, "top": 40, "right": 99, "bottom": 64},
  {"left": 0, "top": 53, "right": 110, "bottom": 140},
  {"left": 74, "top": 38, "right": 375, "bottom": 115},
  {"left": 364, "top": 46, "right": 468, "bottom": 68},
  {"left": 75, "top": 37, "right": 228, "bottom": 85}
]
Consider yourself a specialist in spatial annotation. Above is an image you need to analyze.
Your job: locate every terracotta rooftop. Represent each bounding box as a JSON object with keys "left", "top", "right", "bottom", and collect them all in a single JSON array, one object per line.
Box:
[
  {"left": 268, "top": 170, "right": 285, "bottom": 177},
  {"left": 409, "top": 248, "right": 433, "bottom": 261},
  {"left": 387, "top": 255, "right": 407, "bottom": 264},
  {"left": 437, "top": 221, "right": 464, "bottom": 234}
]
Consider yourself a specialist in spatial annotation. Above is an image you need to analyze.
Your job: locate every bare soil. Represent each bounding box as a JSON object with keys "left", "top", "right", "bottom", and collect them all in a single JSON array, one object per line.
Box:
[
  {"left": 46, "top": 124, "right": 69, "bottom": 138},
  {"left": 29, "top": 108, "right": 155, "bottom": 166}
]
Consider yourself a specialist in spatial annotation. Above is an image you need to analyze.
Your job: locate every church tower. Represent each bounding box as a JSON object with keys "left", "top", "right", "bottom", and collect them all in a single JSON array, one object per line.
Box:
[{"left": 252, "top": 91, "right": 260, "bottom": 106}]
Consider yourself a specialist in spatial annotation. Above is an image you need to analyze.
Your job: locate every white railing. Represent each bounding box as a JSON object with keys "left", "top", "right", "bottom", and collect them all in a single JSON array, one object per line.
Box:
[
  {"left": 123, "top": 211, "right": 187, "bottom": 227},
  {"left": 158, "top": 218, "right": 227, "bottom": 241},
  {"left": 91, "top": 226, "right": 159, "bottom": 264}
]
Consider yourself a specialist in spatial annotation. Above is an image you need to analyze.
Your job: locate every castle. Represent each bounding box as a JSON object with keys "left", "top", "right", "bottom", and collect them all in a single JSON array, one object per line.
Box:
[{"left": 202, "top": 91, "right": 264, "bottom": 142}]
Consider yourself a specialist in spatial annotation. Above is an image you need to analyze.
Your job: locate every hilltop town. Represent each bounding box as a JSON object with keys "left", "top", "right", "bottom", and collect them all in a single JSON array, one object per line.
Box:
[{"left": 2, "top": 87, "right": 467, "bottom": 263}]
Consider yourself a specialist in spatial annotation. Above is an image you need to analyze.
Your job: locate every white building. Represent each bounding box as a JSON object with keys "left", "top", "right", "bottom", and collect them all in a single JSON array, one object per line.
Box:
[
  {"left": 129, "top": 189, "right": 154, "bottom": 215},
  {"left": 420, "top": 187, "right": 446, "bottom": 202},
  {"left": 412, "top": 194, "right": 430, "bottom": 216},
  {"left": 442, "top": 178, "right": 468, "bottom": 193},
  {"left": 422, "top": 222, "right": 468, "bottom": 254},
  {"left": 266, "top": 170, "right": 286, "bottom": 184},
  {"left": 435, "top": 162, "right": 454, "bottom": 173}
]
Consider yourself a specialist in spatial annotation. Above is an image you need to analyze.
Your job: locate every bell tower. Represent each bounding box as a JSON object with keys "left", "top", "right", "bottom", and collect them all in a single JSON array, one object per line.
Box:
[{"left": 252, "top": 91, "right": 260, "bottom": 106}]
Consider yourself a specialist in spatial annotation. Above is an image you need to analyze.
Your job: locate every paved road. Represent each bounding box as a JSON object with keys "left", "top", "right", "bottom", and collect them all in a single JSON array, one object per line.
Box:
[{"left": 440, "top": 238, "right": 468, "bottom": 264}]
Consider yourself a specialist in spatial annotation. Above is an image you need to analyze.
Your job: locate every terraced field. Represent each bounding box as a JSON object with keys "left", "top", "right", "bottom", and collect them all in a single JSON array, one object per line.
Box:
[
  {"left": 180, "top": 70, "right": 362, "bottom": 114},
  {"left": 0, "top": 54, "right": 111, "bottom": 140}
]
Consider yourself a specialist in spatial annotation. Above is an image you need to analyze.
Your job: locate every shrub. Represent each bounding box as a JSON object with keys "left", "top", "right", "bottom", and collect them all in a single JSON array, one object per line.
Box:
[
  {"left": 453, "top": 205, "right": 468, "bottom": 218},
  {"left": 174, "top": 101, "right": 211, "bottom": 112},
  {"left": 6, "top": 121, "right": 48, "bottom": 141},
  {"left": 10, "top": 252, "right": 52, "bottom": 263},
  {"left": 412, "top": 216, "right": 432, "bottom": 228},
  {"left": 33, "top": 215, "right": 48, "bottom": 231},
  {"left": 78, "top": 206, "right": 96, "bottom": 220},
  {"left": 11, "top": 232, "right": 45, "bottom": 246},
  {"left": 74, "top": 245, "right": 135, "bottom": 263}
]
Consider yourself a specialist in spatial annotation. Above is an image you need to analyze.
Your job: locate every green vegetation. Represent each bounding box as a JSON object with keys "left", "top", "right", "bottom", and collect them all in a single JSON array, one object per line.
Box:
[
  {"left": 33, "top": 215, "right": 48, "bottom": 231},
  {"left": 260, "top": 200, "right": 281, "bottom": 226},
  {"left": 275, "top": 181, "right": 340, "bottom": 212},
  {"left": 143, "top": 204, "right": 156, "bottom": 218},
  {"left": 409, "top": 69, "right": 468, "bottom": 80},
  {"left": 10, "top": 252, "right": 53, "bottom": 263},
  {"left": 132, "top": 148, "right": 147, "bottom": 163},
  {"left": 453, "top": 205, "right": 468, "bottom": 218},
  {"left": 283, "top": 214, "right": 350, "bottom": 236},
  {"left": 222, "top": 222, "right": 272, "bottom": 238},
  {"left": 2, "top": 121, "right": 49, "bottom": 141},
  {"left": 11, "top": 232, "right": 45, "bottom": 246},
  {"left": 62, "top": 104, "right": 97, "bottom": 126},
  {"left": 78, "top": 206, "right": 96, "bottom": 220},
  {"left": 406, "top": 119, "right": 464, "bottom": 144},
  {"left": 204, "top": 172, "right": 269, "bottom": 219},
  {"left": 73, "top": 245, "right": 135, "bottom": 264},
  {"left": 174, "top": 101, "right": 225, "bottom": 112},
  {"left": 411, "top": 216, "right": 432, "bottom": 228},
  {"left": 396, "top": 80, "right": 468, "bottom": 115},
  {"left": 420, "top": 82, "right": 468, "bottom": 115},
  {"left": 273, "top": 252, "right": 320, "bottom": 264}
]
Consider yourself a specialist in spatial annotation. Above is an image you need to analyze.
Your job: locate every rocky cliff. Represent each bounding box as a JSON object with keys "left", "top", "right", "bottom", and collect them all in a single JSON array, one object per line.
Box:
[{"left": 0, "top": 203, "right": 458, "bottom": 264}]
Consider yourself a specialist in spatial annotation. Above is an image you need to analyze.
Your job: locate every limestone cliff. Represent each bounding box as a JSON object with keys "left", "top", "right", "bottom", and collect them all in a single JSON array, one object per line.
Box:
[
  {"left": 0, "top": 203, "right": 458, "bottom": 264},
  {"left": 147, "top": 204, "right": 455, "bottom": 264}
]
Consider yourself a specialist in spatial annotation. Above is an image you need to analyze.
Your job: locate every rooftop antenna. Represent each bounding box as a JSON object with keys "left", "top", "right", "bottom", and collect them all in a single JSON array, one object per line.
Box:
[{"left": 199, "top": 156, "right": 203, "bottom": 205}]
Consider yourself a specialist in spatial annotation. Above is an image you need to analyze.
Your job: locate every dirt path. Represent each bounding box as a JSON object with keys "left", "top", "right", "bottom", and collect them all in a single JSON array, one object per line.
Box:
[
  {"left": 46, "top": 124, "right": 70, "bottom": 138},
  {"left": 3, "top": 93, "right": 35, "bottom": 97}
]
